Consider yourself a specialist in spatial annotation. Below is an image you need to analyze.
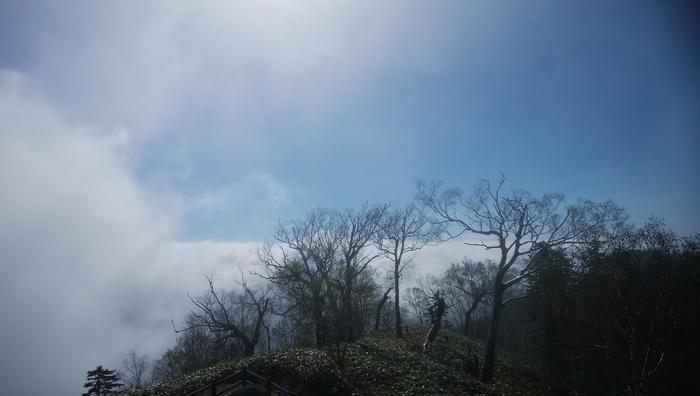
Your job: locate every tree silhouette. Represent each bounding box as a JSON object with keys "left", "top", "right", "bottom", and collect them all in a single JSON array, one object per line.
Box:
[
  {"left": 82, "top": 365, "right": 123, "bottom": 395},
  {"left": 422, "top": 291, "right": 447, "bottom": 353},
  {"left": 374, "top": 202, "right": 436, "bottom": 338},
  {"left": 417, "top": 176, "right": 625, "bottom": 381}
]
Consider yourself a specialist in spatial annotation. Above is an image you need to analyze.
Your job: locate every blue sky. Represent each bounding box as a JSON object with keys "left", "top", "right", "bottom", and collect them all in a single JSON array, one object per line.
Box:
[
  {"left": 0, "top": 2, "right": 698, "bottom": 394},
  {"left": 1, "top": 1, "right": 698, "bottom": 241}
]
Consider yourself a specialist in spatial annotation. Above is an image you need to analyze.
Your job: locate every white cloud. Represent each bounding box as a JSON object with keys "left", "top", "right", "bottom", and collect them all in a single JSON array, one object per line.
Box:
[
  {"left": 0, "top": 73, "right": 284, "bottom": 394},
  {"left": 0, "top": 4, "right": 520, "bottom": 393},
  {"left": 0, "top": 66, "right": 503, "bottom": 395},
  {"left": 0, "top": 68, "right": 501, "bottom": 395},
  {"left": 0, "top": 70, "right": 178, "bottom": 395},
  {"left": 152, "top": 241, "right": 261, "bottom": 293},
  {"left": 187, "top": 172, "right": 290, "bottom": 215},
  {"left": 27, "top": 1, "right": 488, "bottom": 142}
]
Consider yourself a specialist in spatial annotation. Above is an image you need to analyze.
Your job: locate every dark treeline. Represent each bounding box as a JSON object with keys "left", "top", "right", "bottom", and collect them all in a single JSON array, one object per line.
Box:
[
  {"left": 508, "top": 222, "right": 699, "bottom": 395},
  {"left": 113, "top": 177, "right": 699, "bottom": 396},
  {"left": 420, "top": 220, "right": 700, "bottom": 395}
]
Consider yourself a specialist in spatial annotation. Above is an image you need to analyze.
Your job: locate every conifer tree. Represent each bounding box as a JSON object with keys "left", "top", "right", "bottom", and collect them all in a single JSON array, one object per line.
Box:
[{"left": 82, "top": 365, "right": 123, "bottom": 396}]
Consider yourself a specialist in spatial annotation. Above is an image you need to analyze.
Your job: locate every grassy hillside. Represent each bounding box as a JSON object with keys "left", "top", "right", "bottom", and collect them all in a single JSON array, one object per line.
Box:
[{"left": 132, "top": 327, "right": 549, "bottom": 396}]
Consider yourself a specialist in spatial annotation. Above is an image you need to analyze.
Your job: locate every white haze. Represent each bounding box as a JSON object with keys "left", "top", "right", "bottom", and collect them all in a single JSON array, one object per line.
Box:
[{"left": 0, "top": 2, "right": 510, "bottom": 394}]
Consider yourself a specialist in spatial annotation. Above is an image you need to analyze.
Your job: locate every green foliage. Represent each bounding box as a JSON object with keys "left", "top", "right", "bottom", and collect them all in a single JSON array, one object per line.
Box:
[
  {"left": 131, "top": 348, "right": 344, "bottom": 396},
  {"left": 131, "top": 327, "right": 549, "bottom": 396},
  {"left": 395, "top": 327, "right": 548, "bottom": 396},
  {"left": 343, "top": 331, "right": 487, "bottom": 395}
]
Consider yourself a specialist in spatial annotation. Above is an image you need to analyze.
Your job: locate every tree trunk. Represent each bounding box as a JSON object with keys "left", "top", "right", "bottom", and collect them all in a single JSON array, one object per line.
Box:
[
  {"left": 423, "top": 292, "right": 447, "bottom": 353},
  {"left": 463, "top": 313, "right": 470, "bottom": 336},
  {"left": 265, "top": 324, "right": 271, "bottom": 352},
  {"left": 312, "top": 296, "right": 327, "bottom": 347},
  {"left": 344, "top": 268, "right": 355, "bottom": 342},
  {"left": 314, "top": 320, "right": 327, "bottom": 347},
  {"left": 375, "top": 287, "right": 393, "bottom": 331},
  {"left": 482, "top": 282, "right": 504, "bottom": 382},
  {"left": 243, "top": 341, "right": 255, "bottom": 357},
  {"left": 395, "top": 262, "right": 403, "bottom": 338},
  {"left": 628, "top": 382, "right": 644, "bottom": 396},
  {"left": 463, "top": 297, "right": 481, "bottom": 337}
]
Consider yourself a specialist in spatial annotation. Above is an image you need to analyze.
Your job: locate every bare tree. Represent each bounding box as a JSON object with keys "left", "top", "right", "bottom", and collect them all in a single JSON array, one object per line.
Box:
[
  {"left": 151, "top": 324, "right": 211, "bottom": 381},
  {"left": 259, "top": 204, "right": 387, "bottom": 344},
  {"left": 375, "top": 203, "right": 436, "bottom": 338},
  {"left": 375, "top": 287, "right": 393, "bottom": 331},
  {"left": 336, "top": 203, "right": 387, "bottom": 342},
  {"left": 403, "top": 286, "right": 429, "bottom": 325},
  {"left": 442, "top": 258, "right": 496, "bottom": 337},
  {"left": 173, "top": 275, "right": 270, "bottom": 357},
  {"left": 121, "top": 350, "right": 150, "bottom": 389},
  {"left": 258, "top": 208, "right": 343, "bottom": 347},
  {"left": 417, "top": 176, "right": 625, "bottom": 382}
]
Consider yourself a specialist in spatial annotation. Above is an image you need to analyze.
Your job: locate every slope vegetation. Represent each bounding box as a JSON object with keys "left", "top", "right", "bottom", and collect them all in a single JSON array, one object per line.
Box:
[{"left": 132, "top": 327, "right": 548, "bottom": 395}]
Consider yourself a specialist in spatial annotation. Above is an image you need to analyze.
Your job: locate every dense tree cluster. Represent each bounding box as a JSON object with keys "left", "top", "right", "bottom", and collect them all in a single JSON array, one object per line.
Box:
[
  {"left": 103, "top": 177, "right": 698, "bottom": 396},
  {"left": 519, "top": 221, "right": 700, "bottom": 395}
]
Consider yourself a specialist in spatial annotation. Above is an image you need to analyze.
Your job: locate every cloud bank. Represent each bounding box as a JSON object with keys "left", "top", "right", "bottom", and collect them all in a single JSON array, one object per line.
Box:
[
  {"left": 0, "top": 70, "right": 172, "bottom": 394},
  {"left": 0, "top": 73, "right": 473, "bottom": 394},
  {"left": 0, "top": 72, "right": 270, "bottom": 395}
]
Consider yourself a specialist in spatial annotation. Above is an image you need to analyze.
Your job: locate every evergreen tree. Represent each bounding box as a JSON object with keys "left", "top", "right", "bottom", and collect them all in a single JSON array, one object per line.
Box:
[
  {"left": 82, "top": 365, "right": 123, "bottom": 396},
  {"left": 523, "top": 247, "right": 574, "bottom": 395}
]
